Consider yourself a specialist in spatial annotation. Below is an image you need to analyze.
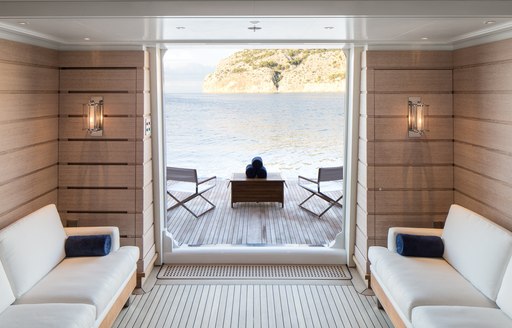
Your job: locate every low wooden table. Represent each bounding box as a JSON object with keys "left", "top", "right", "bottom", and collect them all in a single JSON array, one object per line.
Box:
[{"left": 230, "top": 173, "right": 285, "bottom": 208}]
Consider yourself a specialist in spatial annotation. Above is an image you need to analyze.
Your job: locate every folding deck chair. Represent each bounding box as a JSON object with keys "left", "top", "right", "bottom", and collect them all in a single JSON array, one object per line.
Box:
[
  {"left": 298, "top": 166, "right": 343, "bottom": 218},
  {"left": 166, "top": 167, "right": 216, "bottom": 218}
]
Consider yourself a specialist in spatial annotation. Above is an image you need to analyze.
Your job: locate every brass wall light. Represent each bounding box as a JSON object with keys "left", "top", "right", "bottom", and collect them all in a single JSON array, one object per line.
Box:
[
  {"left": 83, "top": 96, "right": 104, "bottom": 137},
  {"left": 408, "top": 96, "right": 428, "bottom": 137}
]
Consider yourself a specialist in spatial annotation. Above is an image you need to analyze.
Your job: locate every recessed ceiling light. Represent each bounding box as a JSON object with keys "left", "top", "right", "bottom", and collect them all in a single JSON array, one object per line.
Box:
[
  {"left": 324, "top": 26, "right": 334, "bottom": 30},
  {"left": 18, "top": 21, "right": 29, "bottom": 26},
  {"left": 485, "top": 20, "right": 496, "bottom": 25},
  {"left": 421, "top": 37, "right": 429, "bottom": 40},
  {"left": 83, "top": 37, "right": 91, "bottom": 41},
  {"left": 176, "top": 26, "right": 186, "bottom": 30}
]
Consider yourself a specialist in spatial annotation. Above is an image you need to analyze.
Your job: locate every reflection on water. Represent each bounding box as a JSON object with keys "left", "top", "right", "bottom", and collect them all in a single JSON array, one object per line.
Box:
[{"left": 165, "top": 93, "right": 344, "bottom": 179}]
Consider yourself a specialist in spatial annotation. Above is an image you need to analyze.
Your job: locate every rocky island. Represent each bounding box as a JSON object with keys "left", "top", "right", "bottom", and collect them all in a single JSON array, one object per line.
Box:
[{"left": 203, "top": 49, "right": 346, "bottom": 93}]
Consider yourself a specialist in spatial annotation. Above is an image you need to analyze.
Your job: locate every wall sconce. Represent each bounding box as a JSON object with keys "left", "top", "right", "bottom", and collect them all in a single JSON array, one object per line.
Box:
[
  {"left": 83, "top": 96, "right": 104, "bottom": 137},
  {"left": 408, "top": 97, "right": 428, "bottom": 138}
]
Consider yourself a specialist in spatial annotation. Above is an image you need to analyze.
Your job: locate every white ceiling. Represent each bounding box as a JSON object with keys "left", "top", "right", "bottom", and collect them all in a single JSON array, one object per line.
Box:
[{"left": 0, "top": 1, "right": 511, "bottom": 49}]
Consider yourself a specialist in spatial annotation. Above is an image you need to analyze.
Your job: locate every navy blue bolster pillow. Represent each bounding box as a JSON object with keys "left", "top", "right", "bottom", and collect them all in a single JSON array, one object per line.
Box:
[
  {"left": 246, "top": 164, "right": 257, "bottom": 178},
  {"left": 396, "top": 233, "right": 444, "bottom": 257},
  {"left": 252, "top": 156, "right": 263, "bottom": 170},
  {"left": 256, "top": 166, "right": 267, "bottom": 178},
  {"left": 65, "top": 234, "right": 112, "bottom": 257}
]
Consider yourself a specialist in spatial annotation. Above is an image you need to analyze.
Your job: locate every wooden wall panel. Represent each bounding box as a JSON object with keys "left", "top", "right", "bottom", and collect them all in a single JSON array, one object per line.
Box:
[
  {"left": 58, "top": 50, "right": 154, "bottom": 286},
  {"left": 453, "top": 38, "right": 512, "bottom": 237},
  {"left": 356, "top": 50, "right": 454, "bottom": 281},
  {"left": 0, "top": 39, "right": 59, "bottom": 229}
]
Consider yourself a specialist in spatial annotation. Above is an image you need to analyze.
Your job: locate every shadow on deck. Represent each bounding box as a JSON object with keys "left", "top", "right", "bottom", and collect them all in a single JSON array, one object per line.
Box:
[{"left": 166, "top": 178, "right": 343, "bottom": 246}]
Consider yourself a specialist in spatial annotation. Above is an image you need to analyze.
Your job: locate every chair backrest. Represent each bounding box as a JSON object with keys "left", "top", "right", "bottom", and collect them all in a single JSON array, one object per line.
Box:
[
  {"left": 318, "top": 166, "right": 343, "bottom": 182},
  {"left": 167, "top": 167, "right": 198, "bottom": 183}
]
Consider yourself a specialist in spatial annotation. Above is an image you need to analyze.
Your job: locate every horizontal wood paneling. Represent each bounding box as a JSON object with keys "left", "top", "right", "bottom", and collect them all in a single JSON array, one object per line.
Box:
[
  {"left": 59, "top": 117, "right": 137, "bottom": 139},
  {"left": 0, "top": 39, "right": 59, "bottom": 228},
  {"left": 374, "top": 166, "right": 453, "bottom": 189},
  {"left": 455, "top": 142, "right": 512, "bottom": 185},
  {"left": 454, "top": 93, "right": 512, "bottom": 122},
  {"left": 137, "top": 205, "right": 154, "bottom": 236},
  {"left": 58, "top": 189, "right": 136, "bottom": 212},
  {"left": 60, "top": 93, "right": 136, "bottom": 116},
  {"left": 375, "top": 190, "right": 453, "bottom": 214},
  {"left": 374, "top": 117, "right": 453, "bottom": 140},
  {"left": 0, "top": 62, "right": 59, "bottom": 91},
  {"left": 59, "top": 51, "right": 145, "bottom": 68},
  {"left": 374, "top": 93, "right": 453, "bottom": 117},
  {"left": 0, "top": 190, "right": 58, "bottom": 229},
  {"left": 58, "top": 165, "right": 136, "bottom": 188},
  {"left": 0, "top": 94, "right": 58, "bottom": 122},
  {"left": 372, "top": 141, "right": 453, "bottom": 165},
  {"left": 0, "top": 142, "right": 58, "bottom": 185},
  {"left": 453, "top": 38, "right": 512, "bottom": 235},
  {"left": 367, "top": 51, "right": 453, "bottom": 69},
  {"left": 0, "top": 166, "right": 58, "bottom": 215},
  {"left": 454, "top": 167, "right": 512, "bottom": 217},
  {"left": 60, "top": 69, "right": 136, "bottom": 92},
  {"left": 59, "top": 212, "right": 136, "bottom": 236},
  {"left": 454, "top": 118, "right": 512, "bottom": 154},
  {"left": 375, "top": 214, "right": 448, "bottom": 239},
  {"left": 374, "top": 70, "right": 452, "bottom": 92},
  {"left": 59, "top": 141, "right": 136, "bottom": 164},
  {"left": 0, "top": 118, "right": 58, "bottom": 153}
]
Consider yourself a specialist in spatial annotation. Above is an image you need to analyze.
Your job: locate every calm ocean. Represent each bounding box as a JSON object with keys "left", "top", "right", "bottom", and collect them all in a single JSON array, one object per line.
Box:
[{"left": 165, "top": 93, "right": 344, "bottom": 179}]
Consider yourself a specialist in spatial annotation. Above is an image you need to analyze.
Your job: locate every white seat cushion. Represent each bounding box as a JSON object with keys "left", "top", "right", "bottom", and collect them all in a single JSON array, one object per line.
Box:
[
  {"left": 370, "top": 248, "right": 496, "bottom": 320},
  {"left": 0, "top": 303, "right": 96, "bottom": 328},
  {"left": 412, "top": 306, "right": 512, "bottom": 328},
  {"left": 497, "top": 258, "right": 512, "bottom": 319},
  {"left": 442, "top": 204, "right": 512, "bottom": 300},
  {"left": 0, "top": 260, "right": 15, "bottom": 314},
  {"left": 16, "top": 246, "right": 138, "bottom": 319},
  {"left": 0, "top": 204, "right": 67, "bottom": 298}
]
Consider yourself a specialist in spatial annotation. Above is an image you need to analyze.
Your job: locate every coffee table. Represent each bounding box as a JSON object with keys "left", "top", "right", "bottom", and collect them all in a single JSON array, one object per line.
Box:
[{"left": 230, "top": 173, "right": 285, "bottom": 208}]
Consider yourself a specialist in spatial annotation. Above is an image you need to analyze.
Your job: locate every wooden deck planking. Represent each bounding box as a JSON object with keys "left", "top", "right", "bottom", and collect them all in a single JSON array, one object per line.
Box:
[
  {"left": 167, "top": 179, "right": 343, "bottom": 245},
  {"left": 115, "top": 282, "right": 391, "bottom": 328}
]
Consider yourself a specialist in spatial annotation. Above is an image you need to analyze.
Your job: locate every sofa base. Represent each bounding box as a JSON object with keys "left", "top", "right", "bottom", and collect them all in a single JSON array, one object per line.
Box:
[
  {"left": 99, "top": 270, "right": 137, "bottom": 328},
  {"left": 371, "top": 273, "right": 407, "bottom": 328}
]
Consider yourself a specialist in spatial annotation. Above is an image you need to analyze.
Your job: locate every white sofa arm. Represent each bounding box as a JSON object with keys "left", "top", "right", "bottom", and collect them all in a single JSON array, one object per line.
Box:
[
  {"left": 64, "top": 227, "right": 120, "bottom": 252},
  {"left": 387, "top": 227, "right": 443, "bottom": 253}
]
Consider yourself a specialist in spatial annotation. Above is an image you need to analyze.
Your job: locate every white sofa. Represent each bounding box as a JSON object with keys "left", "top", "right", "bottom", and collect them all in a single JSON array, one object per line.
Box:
[
  {"left": 369, "top": 204, "right": 512, "bottom": 328},
  {"left": 0, "top": 204, "right": 139, "bottom": 328}
]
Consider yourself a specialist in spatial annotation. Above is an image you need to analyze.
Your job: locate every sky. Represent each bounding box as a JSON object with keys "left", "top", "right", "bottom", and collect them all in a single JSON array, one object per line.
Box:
[{"left": 163, "top": 47, "right": 241, "bottom": 93}]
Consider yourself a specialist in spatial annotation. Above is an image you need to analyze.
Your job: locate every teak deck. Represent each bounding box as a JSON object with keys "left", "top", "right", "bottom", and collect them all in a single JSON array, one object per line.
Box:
[{"left": 167, "top": 178, "right": 343, "bottom": 246}]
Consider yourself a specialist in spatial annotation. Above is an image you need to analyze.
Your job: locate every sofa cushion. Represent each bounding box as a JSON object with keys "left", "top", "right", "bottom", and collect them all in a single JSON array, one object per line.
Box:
[
  {"left": 369, "top": 246, "right": 496, "bottom": 320},
  {"left": 16, "top": 246, "right": 138, "bottom": 319},
  {"left": 0, "top": 204, "right": 67, "bottom": 298},
  {"left": 497, "top": 258, "right": 512, "bottom": 319},
  {"left": 0, "top": 303, "right": 96, "bottom": 328},
  {"left": 442, "top": 204, "right": 512, "bottom": 301},
  {"left": 0, "top": 260, "right": 15, "bottom": 314},
  {"left": 412, "top": 306, "right": 512, "bottom": 328}
]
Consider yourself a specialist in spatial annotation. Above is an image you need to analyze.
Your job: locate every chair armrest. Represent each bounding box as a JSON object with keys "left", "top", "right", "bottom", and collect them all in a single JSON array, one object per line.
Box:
[
  {"left": 387, "top": 227, "right": 443, "bottom": 253},
  {"left": 64, "top": 226, "right": 120, "bottom": 252},
  {"left": 298, "top": 176, "right": 318, "bottom": 184},
  {"left": 198, "top": 176, "right": 216, "bottom": 185}
]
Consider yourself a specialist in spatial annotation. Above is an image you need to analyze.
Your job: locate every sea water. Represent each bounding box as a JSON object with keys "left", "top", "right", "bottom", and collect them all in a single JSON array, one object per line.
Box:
[{"left": 165, "top": 92, "right": 344, "bottom": 180}]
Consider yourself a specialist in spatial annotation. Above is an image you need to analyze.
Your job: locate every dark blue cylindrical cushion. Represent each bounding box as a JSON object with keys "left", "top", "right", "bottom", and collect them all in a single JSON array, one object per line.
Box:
[
  {"left": 65, "top": 234, "right": 112, "bottom": 257},
  {"left": 256, "top": 166, "right": 267, "bottom": 178},
  {"left": 396, "top": 233, "right": 444, "bottom": 257},
  {"left": 252, "top": 156, "right": 263, "bottom": 170},
  {"left": 246, "top": 164, "right": 257, "bottom": 178}
]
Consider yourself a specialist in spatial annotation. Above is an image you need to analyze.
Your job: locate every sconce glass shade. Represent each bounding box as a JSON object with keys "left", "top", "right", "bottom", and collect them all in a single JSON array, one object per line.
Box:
[
  {"left": 83, "top": 97, "right": 104, "bottom": 136},
  {"left": 408, "top": 97, "right": 428, "bottom": 137}
]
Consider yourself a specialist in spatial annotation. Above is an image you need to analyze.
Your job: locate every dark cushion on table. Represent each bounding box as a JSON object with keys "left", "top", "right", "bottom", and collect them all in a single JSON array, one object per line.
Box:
[
  {"left": 256, "top": 166, "right": 267, "bottom": 178},
  {"left": 251, "top": 156, "right": 263, "bottom": 170},
  {"left": 396, "top": 233, "right": 444, "bottom": 257},
  {"left": 65, "top": 234, "right": 112, "bottom": 257},
  {"left": 245, "top": 164, "right": 257, "bottom": 178}
]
